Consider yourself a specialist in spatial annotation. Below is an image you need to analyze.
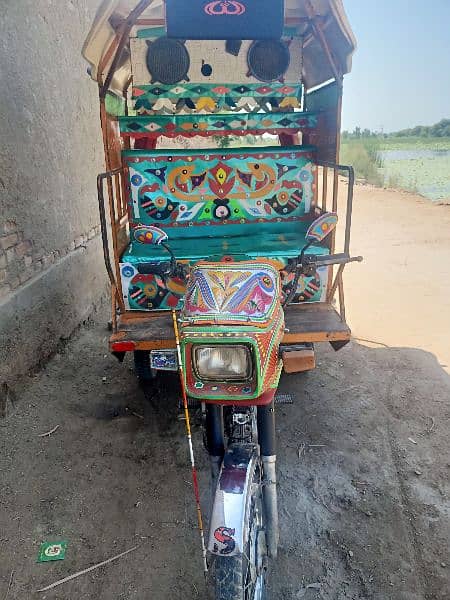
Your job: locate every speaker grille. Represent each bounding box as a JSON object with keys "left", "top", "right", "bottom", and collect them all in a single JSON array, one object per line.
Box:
[
  {"left": 146, "top": 38, "right": 190, "bottom": 85},
  {"left": 248, "top": 40, "right": 290, "bottom": 82}
]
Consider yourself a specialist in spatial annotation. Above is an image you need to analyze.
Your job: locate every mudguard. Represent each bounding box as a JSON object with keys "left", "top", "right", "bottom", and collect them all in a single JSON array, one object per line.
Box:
[{"left": 208, "top": 443, "right": 258, "bottom": 557}]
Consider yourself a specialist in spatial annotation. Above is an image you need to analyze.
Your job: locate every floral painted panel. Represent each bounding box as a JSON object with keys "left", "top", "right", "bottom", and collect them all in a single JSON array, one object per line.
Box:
[
  {"left": 183, "top": 261, "right": 280, "bottom": 325},
  {"left": 119, "top": 111, "right": 318, "bottom": 139},
  {"left": 119, "top": 258, "right": 328, "bottom": 312},
  {"left": 124, "top": 147, "right": 317, "bottom": 231},
  {"left": 132, "top": 83, "right": 302, "bottom": 115}
]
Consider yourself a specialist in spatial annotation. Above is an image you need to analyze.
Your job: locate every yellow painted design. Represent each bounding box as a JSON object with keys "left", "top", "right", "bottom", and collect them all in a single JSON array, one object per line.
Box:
[
  {"left": 215, "top": 167, "right": 227, "bottom": 183},
  {"left": 196, "top": 97, "right": 217, "bottom": 112},
  {"left": 279, "top": 97, "right": 300, "bottom": 109}
]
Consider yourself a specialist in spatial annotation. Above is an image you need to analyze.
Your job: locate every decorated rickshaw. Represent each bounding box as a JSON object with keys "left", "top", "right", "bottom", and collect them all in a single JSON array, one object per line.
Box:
[{"left": 83, "top": 2, "right": 359, "bottom": 597}]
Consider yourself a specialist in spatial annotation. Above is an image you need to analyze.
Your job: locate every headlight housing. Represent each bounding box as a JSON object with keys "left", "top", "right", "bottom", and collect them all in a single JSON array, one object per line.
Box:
[{"left": 193, "top": 345, "right": 252, "bottom": 382}]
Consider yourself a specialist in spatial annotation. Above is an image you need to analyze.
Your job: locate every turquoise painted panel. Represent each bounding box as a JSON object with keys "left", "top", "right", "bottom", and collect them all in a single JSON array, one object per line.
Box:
[
  {"left": 124, "top": 146, "right": 317, "bottom": 237},
  {"left": 125, "top": 230, "right": 330, "bottom": 260},
  {"left": 120, "top": 235, "right": 329, "bottom": 311},
  {"left": 132, "top": 83, "right": 302, "bottom": 114},
  {"left": 120, "top": 145, "right": 327, "bottom": 312},
  {"left": 119, "top": 111, "right": 318, "bottom": 138},
  {"left": 120, "top": 251, "right": 329, "bottom": 311}
]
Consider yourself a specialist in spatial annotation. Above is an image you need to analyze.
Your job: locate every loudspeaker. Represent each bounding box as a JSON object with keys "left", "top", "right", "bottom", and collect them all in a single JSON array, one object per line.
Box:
[
  {"left": 247, "top": 40, "right": 290, "bottom": 82},
  {"left": 145, "top": 38, "right": 190, "bottom": 84},
  {"left": 131, "top": 37, "right": 302, "bottom": 86},
  {"left": 166, "top": 0, "right": 284, "bottom": 40}
]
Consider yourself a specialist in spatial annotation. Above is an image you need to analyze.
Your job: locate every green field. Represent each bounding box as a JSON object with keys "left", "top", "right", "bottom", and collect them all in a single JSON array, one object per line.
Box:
[
  {"left": 340, "top": 137, "right": 450, "bottom": 201},
  {"left": 377, "top": 137, "right": 450, "bottom": 151}
]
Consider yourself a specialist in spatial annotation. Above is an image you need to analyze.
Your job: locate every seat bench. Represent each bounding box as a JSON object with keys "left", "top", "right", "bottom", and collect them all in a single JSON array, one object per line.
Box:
[
  {"left": 119, "top": 235, "right": 329, "bottom": 312},
  {"left": 120, "top": 145, "right": 330, "bottom": 311},
  {"left": 123, "top": 230, "right": 330, "bottom": 263}
]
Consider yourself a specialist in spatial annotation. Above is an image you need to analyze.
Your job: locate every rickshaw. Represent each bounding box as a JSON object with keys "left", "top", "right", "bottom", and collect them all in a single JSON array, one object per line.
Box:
[{"left": 83, "top": 1, "right": 359, "bottom": 597}]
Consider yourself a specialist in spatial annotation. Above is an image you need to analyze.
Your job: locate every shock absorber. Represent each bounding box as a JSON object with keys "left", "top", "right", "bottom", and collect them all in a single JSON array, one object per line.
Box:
[
  {"left": 205, "top": 404, "right": 224, "bottom": 493},
  {"left": 257, "top": 400, "right": 279, "bottom": 558}
]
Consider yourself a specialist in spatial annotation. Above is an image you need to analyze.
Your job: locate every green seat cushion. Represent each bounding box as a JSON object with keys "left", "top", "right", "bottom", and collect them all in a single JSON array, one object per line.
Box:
[{"left": 122, "top": 231, "right": 329, "bottom": 264}]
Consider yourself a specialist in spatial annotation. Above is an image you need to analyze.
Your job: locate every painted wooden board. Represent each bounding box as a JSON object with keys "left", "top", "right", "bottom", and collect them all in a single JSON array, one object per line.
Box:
[
  {"left": 130, "top": 37, "right": 303, "bottom": 87},
  {"left": 109, "top": 302, "right": 351, "bottom": 352}
]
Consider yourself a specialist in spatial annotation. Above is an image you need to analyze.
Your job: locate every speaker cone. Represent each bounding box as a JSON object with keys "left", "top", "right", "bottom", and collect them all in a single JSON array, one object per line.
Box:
[
  {"left": 146, "top": 38, "right": 190, "bottom": 85},
  {"left": 247, "top": 40, "right": 290, "bottom": 82}
]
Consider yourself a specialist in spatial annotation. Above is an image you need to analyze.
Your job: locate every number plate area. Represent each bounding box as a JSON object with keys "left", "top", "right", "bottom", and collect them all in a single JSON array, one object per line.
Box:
[{"left": 150, "top": 350, "right": 178, "bottom": 371}]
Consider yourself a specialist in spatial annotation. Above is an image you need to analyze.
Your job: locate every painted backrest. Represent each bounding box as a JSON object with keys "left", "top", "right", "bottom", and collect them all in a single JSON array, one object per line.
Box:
[{"left": 124, "top": 146, "right": 317, "bottom": 240}]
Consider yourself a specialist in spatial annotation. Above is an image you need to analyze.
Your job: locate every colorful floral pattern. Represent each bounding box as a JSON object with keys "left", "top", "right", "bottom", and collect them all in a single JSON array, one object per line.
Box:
[
  {"left": 120, "top": 148, "right": 327, "bottom": 313},
  {"left": 124, "top": 147, "right": 316, "bottom": 230},
  {"left": 119, "top": 260, "right": 327, "bottom": 311},
  {"left": 183, "top": 261, "right": 280, "bottom": 324},
  {"left": 132, "top": 83, "right": 303, "bottom": 115},
  {"left": 119, "top": 112, "right": 318, "bottom": 139}
]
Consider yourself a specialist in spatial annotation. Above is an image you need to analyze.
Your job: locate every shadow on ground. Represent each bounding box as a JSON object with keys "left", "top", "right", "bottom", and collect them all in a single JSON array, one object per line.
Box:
[{"left": 0, "top": 320, "right": 449, "bottom": 599}]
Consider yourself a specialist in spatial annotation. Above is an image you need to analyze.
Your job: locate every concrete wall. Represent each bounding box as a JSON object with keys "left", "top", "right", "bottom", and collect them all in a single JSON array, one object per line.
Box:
[{"left": 0, "top": 1, "right": 107, "bottom": 383}]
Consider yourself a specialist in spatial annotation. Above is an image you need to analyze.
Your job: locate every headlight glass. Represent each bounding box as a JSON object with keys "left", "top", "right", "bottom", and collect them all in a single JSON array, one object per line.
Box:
[{"left": 194, "top": 345, "right": 252, "bottom": 381}]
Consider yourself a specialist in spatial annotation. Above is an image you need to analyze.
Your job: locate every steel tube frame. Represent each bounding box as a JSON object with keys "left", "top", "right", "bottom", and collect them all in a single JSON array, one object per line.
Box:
[
  {"left": 97, "top": 168, "right": 123, "bottom": 287},
  {"left": 317, "top": 161, "right": 355, "bottom": 319}
]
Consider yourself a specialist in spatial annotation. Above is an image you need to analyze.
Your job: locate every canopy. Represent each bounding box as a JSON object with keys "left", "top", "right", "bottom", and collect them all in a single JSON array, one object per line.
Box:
[{"left": 82, "top": 0, "right": 356, "bottom": 95}]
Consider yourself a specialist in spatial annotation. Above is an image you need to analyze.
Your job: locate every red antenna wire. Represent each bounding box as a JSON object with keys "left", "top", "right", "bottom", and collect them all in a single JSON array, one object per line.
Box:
[{"left": 172, "top": 310, "right": 209, "bottom": 579}]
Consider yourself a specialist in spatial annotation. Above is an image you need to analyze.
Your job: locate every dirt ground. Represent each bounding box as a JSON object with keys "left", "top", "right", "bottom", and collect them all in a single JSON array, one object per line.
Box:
[{"left": 1, "top": 184, "right": 449, "bottom": 599}]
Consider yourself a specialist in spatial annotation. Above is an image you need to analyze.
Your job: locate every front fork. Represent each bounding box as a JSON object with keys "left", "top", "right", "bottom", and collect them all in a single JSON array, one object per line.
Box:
[
  {"left": 257, "top": 401, "right": 279, "bottom": 558},
  {"left": 205, "top": 404, "right": 224, "bottom": 492},
  {"left": 205, "top": 401, "right": 279, "bottom": 559}
]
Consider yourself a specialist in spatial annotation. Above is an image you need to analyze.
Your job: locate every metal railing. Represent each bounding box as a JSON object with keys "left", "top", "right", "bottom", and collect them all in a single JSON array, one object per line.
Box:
[
  {"left": 97, "top": 167, "right": 127, "bottom": 316},
  {"left": 316, "top": 161, "right": 356, "bottom": 321}
]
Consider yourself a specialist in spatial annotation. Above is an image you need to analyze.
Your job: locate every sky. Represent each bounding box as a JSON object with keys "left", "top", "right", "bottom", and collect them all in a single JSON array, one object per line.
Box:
[{"left": 341, "top": 0, "right": 450, "bottom": 132}]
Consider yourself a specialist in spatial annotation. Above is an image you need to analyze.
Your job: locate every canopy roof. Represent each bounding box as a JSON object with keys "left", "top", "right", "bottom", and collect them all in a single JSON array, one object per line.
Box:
[{"left": 82, "top": 0, "right": 356, "bottom": 95}]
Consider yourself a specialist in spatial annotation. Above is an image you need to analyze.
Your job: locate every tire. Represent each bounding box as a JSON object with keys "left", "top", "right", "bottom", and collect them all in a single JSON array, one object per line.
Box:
[
  {"left": 214, "top": 463, "right": 267, "bottom": 600},
  {"left": 133, "top": 350, "right": 157, "bottom": 382},
  {"left": 214, "top": 555, "right": 246, "bottom": 600}
]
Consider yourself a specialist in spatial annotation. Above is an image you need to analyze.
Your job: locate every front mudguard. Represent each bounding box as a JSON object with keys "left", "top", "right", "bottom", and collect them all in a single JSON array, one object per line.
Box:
[{"left": 208, "top": 443, "right": 258, "bottom": 557}]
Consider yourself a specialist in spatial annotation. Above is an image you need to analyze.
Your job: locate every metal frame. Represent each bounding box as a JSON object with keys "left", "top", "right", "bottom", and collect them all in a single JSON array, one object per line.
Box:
[
  {"left": 316, "top": 161, "right": 355, "bottom": 321},
  {"left": 97, "top": 167, "right": 127, "bottom": 318}
]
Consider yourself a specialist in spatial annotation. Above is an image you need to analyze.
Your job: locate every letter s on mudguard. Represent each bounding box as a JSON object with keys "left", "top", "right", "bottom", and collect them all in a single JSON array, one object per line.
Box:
[{"left": 208, "top": 443, "right": 258, "bottom": 557}]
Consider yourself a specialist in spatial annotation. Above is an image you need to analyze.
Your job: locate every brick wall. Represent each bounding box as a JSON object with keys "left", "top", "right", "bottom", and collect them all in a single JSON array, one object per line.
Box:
[{"left": 0, "top": 220, "right": 100, "bottom": 301}]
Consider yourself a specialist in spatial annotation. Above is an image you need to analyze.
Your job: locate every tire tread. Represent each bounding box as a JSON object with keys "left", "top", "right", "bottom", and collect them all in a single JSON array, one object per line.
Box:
[{"left": 214, "top": 556, "right": 244, "bottom": 600}]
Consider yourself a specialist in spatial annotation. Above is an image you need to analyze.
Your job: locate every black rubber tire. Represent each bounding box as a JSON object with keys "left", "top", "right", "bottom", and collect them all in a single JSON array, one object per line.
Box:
[
  {"left": 133, "top": 350, "right": 157, "bottom": 382},
  {"left": 214, "top": 556, "right": 245, "bottom": 600}
]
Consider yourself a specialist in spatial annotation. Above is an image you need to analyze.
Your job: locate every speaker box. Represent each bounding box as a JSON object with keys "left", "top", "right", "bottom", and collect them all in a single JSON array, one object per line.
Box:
[
  {"left": 165, "top": 0, "right": 284, "bottom": 40},
  {"left": 130, "top": 37, "right": 302, "bottom": 86}
]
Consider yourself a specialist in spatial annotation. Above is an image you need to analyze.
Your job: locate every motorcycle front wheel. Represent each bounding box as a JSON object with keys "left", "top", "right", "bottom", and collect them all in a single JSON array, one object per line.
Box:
[{"left": 214, "top": 462, "right": 267, "bottom": 600}]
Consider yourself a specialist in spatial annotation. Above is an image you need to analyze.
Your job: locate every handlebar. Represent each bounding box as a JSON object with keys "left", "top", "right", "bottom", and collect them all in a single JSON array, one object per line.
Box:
[
  {"left": 282, "top": 252, "right": 363, "bottom": 307},
  {"left": 300, "top": 253, "right": 363, "bottom": 268}
]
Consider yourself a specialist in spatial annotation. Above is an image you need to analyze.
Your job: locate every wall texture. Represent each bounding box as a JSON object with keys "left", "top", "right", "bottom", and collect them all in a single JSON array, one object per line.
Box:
[{"left": 0, "top": 1, "right": 107, "bottom": 383}]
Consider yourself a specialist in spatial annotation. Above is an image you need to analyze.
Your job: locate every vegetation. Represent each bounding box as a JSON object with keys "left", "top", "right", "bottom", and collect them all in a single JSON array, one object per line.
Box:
[
  {"left": 342, "top": 118, "right": 450, "bottom": 140},
  {"left": 340, "top": 119, "right": 450, "bottom": 199},
  {"left": 340, "top": 137, "right": 384, "bottom": 186},
  {"left": 389, "top": 119, "right": 450, "bottom": 138}
]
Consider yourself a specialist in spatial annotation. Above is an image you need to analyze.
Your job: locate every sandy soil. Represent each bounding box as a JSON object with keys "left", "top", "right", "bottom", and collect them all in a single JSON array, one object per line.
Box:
[{"left": 1, "top": 184, "right": 449, "bottom": 599}]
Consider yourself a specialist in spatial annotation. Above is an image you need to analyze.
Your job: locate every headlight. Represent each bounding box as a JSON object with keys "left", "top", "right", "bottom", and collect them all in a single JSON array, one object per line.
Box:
[{"left": 194, "top": 345, "right": 252, "bottom": 382}]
